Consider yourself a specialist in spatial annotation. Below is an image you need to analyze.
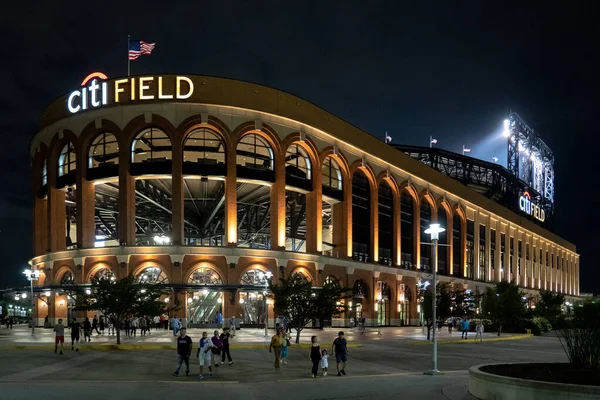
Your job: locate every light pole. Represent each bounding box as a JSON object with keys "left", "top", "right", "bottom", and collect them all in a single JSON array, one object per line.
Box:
[
  {"left": 422, "top": 223, "right": 446, "bottom": 376},
  {"left": 262, "top": 271, "right": 273, "bottom": 337},
  {"left": 23, "top": 269, "right": 40, "bottom": 336}
]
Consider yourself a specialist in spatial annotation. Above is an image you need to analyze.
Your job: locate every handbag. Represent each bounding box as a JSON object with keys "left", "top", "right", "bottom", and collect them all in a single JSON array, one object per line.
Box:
[{"left": 211, "top": 347, "right": 221, "bottom": 355}]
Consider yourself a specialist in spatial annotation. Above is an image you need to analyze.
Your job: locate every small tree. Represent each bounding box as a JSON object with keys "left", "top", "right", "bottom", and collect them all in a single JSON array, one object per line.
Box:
[
  {"left": 312, "top": 280, "right": 352, "bottom": 329},
  {"left": 557, "top": 297, "right": 600, "bottom": 369},
  {"left": 483, "top": 280, "right": 525, "bottom": 336},
  {"left": 269, "top": 273, "right": 314, "bottom": 344},
  {"left": 537, "top": 290, "right": 565, "bottom": 327},
  {"left": 74, "top": 275, "right": 168, "bottom": 344}
]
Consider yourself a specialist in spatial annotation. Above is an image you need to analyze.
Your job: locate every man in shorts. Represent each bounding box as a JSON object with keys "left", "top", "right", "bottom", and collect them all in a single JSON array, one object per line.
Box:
[
  {"left": 54, "top": 318, "right": 65, "bottom": 355},
  {"left": 332, "top": 331, "right": 349, "bottom": 376},
  {"left": 70, "top": 318, "right": 81, "bottom": 352},
  {"left": 196, "top": 331, "right": 213, "bottom": 379}
]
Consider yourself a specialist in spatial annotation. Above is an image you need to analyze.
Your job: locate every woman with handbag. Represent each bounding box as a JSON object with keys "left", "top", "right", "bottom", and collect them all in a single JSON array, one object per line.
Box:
[{"left": 210, "top": 330, "right": 223, "bottom": 367}]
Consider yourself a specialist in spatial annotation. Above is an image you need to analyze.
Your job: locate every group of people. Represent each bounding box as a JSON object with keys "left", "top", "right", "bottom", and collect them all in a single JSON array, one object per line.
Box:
[
  {"left": 446, "top": 317, "right": 484, "bottom": 342},
  {"left": 2, "top": 316, "right": 14, "bottom": 329},
  {"left": 269, "top": 328, "right": 350, "bottom": 378},
  {"left": 172, "top": 328, "right": 235, "bottom": 379}
]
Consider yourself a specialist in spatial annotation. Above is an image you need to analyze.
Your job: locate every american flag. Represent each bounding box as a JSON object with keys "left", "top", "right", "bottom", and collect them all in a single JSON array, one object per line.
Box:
[
  {"left": 430, "top": 138, "right": 438, "bottom": 144},
  {"left": 385, "top": 132, "right": 392, "bottom": 143},
  {"left": 129, "top": 40, "right": 155, "bottom": 60}
]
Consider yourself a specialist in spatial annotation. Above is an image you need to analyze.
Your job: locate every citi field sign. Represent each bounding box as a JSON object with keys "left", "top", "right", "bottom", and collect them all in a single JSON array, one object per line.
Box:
[
  {"left": 67, "top": 72, "right": 194, "bottom": 114},
  {"left": 519, "top": 191, "right": 545, "bottom": 222}
]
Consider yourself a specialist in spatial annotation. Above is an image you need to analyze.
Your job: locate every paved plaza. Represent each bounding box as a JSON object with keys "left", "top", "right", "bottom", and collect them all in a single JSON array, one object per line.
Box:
[{"left": 0, "top": 325, "right": 568, "bottom": 399}]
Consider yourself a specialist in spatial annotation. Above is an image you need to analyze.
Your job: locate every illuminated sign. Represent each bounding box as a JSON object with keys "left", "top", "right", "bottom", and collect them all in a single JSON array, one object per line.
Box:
[
  {"left": 67, "top": 73, "right": 194, "bottom": 114},
  {"left": 519, "top": 191, "right": 545, "bottom": 222}
]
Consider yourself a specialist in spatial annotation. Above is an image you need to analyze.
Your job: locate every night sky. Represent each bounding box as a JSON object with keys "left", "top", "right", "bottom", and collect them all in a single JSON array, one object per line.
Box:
[{"left": 0, "top": 2, "right": 597, "bottom": 293}]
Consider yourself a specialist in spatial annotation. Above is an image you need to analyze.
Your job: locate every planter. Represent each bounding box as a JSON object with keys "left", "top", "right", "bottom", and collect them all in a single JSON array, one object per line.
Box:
[{"left": 469, "top": 363, "right": 600, "bottom": 400}]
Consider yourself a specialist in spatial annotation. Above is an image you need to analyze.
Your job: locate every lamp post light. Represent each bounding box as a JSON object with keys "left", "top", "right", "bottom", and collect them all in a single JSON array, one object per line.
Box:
[
  {"left": 263, "top": 271, "right": 273, "bottom": 337},
  {"left": 23, "top": 269, "right": 41, "bottom": 336},
  {"left": 422, "top": 223, "right": 446, "bottom": 376}
]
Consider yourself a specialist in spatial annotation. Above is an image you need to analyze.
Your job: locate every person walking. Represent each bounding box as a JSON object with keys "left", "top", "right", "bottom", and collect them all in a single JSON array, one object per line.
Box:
[
  {"left": 475, "top": 320, "right": 484, "bottom": 343},
  {"left": 220, "top": 329, "right": 233, "bottom": 365},
  {"left": 92, "top": 315, "right": 100, "bottom": 335},
  {"left": 54, "top": 318, "right": 65, "bottom": 355},
  {"left": 8, "top": 317, "right": 13, "bottom": 329},
  {"left": 332, "top": 331, "right": 349, "bottom": 376},
  {"left": 69, "top": 318, "right": 81, "bottom": 352},
  {"left": 461, "top": 318, "right": 470, "bottom": 339},
  {"left": 210, "top": 330, "right": 223, "bottom": 367},
  {"left": 309, "top": 335, "right": 321, "bottom": 378},
  {"left": 83, "top": 317, "right": 92, "bottom": 342},
  {"left": 172, "top": 328, "right": 193, "bottom": 377},
  {"left": 171, "top": 317, "right": 180, "bottom": 336},
  {"left": 447, "top": 319, "right": 453, "bottom": 335},
  {"left": 163, "top": 314, "right": 169, "bottom": 330},
  {"left": 139, "top": 316, "right": 147, "bottom": 336},
  {"left": 154, "top": 315, "right": 161, "bottom": 331},
  {"left": 321, "top": 349, "right": 329, "bottom": 376},
  {"left": 197, "top": 331, "right": 213, "bottom": 379},
  {"left": 229, "top": 317, "right": 236, "bottom": 336},
  {"left": 280, "top": 330, "right": 290, "bottom": 365},
  {"left": 269, "top": 328, "right": 285, "bottom": 370},
  {"left": 99, "top": 315, "right": 105, "bottom": 335},
  {"left": 108, "top": 316, "right": 115, "bottom": 336}
]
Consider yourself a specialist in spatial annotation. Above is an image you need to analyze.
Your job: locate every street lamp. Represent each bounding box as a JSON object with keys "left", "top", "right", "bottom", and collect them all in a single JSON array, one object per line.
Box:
[
  {"left": 422, "top": 223, "right": 446, "bottom": 376},
  {"left": 23, "top": 269, "right": 41, "bottom": 336},
  {"left": 262, "top": 271, "right": 273, "bottom": 337}
]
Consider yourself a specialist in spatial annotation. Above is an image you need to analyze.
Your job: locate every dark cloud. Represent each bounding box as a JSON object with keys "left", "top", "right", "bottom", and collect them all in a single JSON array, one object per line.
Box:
[{"left": 0, "top": 1, "right": 597, "bottom": 292}]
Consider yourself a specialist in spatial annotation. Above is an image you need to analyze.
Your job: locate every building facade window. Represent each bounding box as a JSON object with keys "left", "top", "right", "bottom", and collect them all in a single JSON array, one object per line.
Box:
[
  {"left": 58, "top": 142, "right": 77, "bottom": 177},
  {"left": 322, "top": 157, "right": 342, "bottom": 190},
  {"left": 401, "top": 192, "right": 414, "bottom": 268},
  {"left": 236, "top": 134, "right": 274, "bottom": 170},
  {"left": 88, "top": 132, "right": 119, "bottom": 168},
  {"left": 478, "top": 224, "right": 486, "bottom": 281},
  {"left": 285, "top": 144, "right": 311, "bottom": 180},
  {"left": 132, "top": 128, "right": 172, "bottom": 163},
  {"left": 183, "top": 128, "right": 225, "bottom": 165},
  {"left": 466, "top": 220, "right": 474, "bottom": 279}
]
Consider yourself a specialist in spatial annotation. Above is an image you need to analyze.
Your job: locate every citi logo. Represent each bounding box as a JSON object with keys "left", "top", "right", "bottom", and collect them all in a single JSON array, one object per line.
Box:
[
  {"left": 519, "top": 191, "right": 545, "bottom": 222},
  {"left": 67, "top": 72, "right": 109, "bottom": 114}
]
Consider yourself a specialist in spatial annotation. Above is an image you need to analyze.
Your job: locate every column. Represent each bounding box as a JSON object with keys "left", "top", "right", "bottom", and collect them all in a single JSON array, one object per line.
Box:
[
  {"left": 225, "top": 144, "right": 237, "bottom": 245},
  {"left": 371, "top": 187, "right": 379, "bottom": 263},
  {"left": 47, "top": 160, "right": 66, "bottom": 252},
  {"left": 305, "top": 184, "right": 322, "bottom": 253},
  {"left": 34, "top": 197, "right": 48, "bottom": 255},
  {"left": 76, "top": 155, "right": 95, "bottom": 249},
  {"left": 485, "top": 217, "right": 491, "bottom": 282},
  {"left": 518, "top": 231, "right": 525, "bottom": 287},
  {"left": 503, "top": 228, "right": 510, "bottom": 282},
  {"left": 333, "top": 176, "right": 352, "bottom": 258},
  {"left": 528, "top": 235, "right": 534, "bottom": 289},
  {"left": 473, "top": 212, "right": 480, "bottom": 280},
  {"left": 171, "top": 137, "right": 184, "bottom": 245},
  {"left": 494, "top": 223, "right": 501, "bottom": 282},
  {"left": 446, "top": 213, "right": 453, "bottom": 275},
  {"left": 118, "top": 142, "right": 136, "bottom": 246}
]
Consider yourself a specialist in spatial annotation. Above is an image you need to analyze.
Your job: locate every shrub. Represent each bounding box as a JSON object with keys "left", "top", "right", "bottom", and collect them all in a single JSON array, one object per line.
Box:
[
  {"left": 531, "top": 317, "right": 552, "bottom": 336},
  {"left": 557, "top": 298, "right": 600, "bottom": 369}
]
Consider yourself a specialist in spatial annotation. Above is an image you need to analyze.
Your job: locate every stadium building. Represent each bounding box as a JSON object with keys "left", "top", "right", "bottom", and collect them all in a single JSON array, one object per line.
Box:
[{"left": 27, "top": 73, "right": 579, "bottom": 327}]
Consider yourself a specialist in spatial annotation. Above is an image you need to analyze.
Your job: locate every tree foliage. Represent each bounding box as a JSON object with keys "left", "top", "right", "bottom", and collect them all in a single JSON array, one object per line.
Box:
[
  {"left": 74, "top": 275, "right": 168, "bottom": 344},
  {"left": 536, "top": 290, "right": 565, "bottom": 324},
  {"left": 557, "top": 297, "right": 600, "bottom": 369},
  {"left": 269, "top": 273, "right": 350, "bottom": 343},
  {"left": 482, "top": 280, "right": 525, "bottom": 336}
]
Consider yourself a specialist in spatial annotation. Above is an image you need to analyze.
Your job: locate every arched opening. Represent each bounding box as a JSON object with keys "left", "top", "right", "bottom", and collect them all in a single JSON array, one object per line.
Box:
[
  {"left": 236, "top": 134, "right": 275, "bottom": 249},
  {"left": 129, "top": 128, "right": 174, "bottom": 246},
  {"left": 378, "top": 181, "right": 394, "bottom": 265},
  {"left": 87, "top": 133, "right": 121, "bottom": 247},
  {"left": 58, "top": 270, "right": 76, "bottom": 322},
  {"left": 239, "top": 268, "right": 270, "bottom": 326},
  {"left": 90, "top": 267, "right": 115, "bottom": 282},
  {"left": 284, "top": 144, "right": 313, "bottom": 252},
  {"left": 466, "top": 219, "right": 475, "bottom": 279},
  {"left": 398, "top": 283, "right": 411, "bottom": 326},
  {"left": 321, "top": 156, "right": 343, "bottom": 257},
  {"left": 135, "top": 266, "right": 169, "bottom": 284},
  {"left": 453, "top": 214, "right": 463, "bottom": 277},
  {"left": 438, "top": 206, "right": 449, "bottom": 275},
  {"left": 420, "top": 199, "right": 433, "bottom": 271},
  {"left": 351, "top": 279, "right": 369, "bottom": 323},
  {"left": 352, "top": 169, "right": 371, "bottom": 262},
  {"left": 400, "top": 191, "right": 415, "bottom": 269},
  {"left": 375, "top": 281, "right": 391, "bottom": 326},
  {"left": 58, "top": 142, "right": 76, "bottom": 182},
  {"left": 187, "top": 265, "right": 224, "bottom": 327}
]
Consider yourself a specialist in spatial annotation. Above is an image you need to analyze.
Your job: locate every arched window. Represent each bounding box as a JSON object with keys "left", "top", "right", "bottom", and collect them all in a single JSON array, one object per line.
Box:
[
  {"left": 324, "top": 275, "right": 339, "bottom": 285},
  {"left": 135, "top": 266, "right": 169, "bottom": 283},
  {"left": 88, "top": 132, "right": 119, "bottom": 168},
  {"left": 183, "top": 128, "right": 225, "bottom": 165},
  {"left": 91, "top": 268, "right": 115, "bottom": 282},
  {"left": 285, "top": 144, "right": 311, "bottom": 179},
  {"left": 240, "top": 269, "right": 269, "bottom": 286},
  {"left": 42, "top": 160, "right": 48, "bottom": 186},
  {"left": 236, "top": 134, "right": 274, "bottom": 171},
  {"left": 131, "top": 128, "right": 172, "bottom": 163},
  {"left": 60, "top": 271, "right": 75, "bottom": 285},
  {"left": 58, "top": 142, "right": 76, "bottom": 177},
  {"left": 322, "top": 157, "right": 342, "bottom": 190},
  {"left": 188, "top": 266, "right": 223, "bottom": 285}
]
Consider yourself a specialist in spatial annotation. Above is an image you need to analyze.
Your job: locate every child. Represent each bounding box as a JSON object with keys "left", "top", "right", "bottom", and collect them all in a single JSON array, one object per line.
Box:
[
  {"left": 321, "top": 348, "right": 329, "bottom": 376},
  {"left": 197, "top": 331, "right": 213, "bottom": 379},
  {"left": 309, "top": 335, "right": 321, "bottom": 378}
]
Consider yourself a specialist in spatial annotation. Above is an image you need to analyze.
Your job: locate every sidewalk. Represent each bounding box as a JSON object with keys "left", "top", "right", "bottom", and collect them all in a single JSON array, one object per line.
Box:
[{"left": 0, "top": 324, "right": 529, "bottom": 349}]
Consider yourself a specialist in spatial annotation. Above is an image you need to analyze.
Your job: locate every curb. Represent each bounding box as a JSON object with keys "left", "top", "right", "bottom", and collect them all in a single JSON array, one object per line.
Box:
[
  {"left": 407, "top": 334, "right": 533, "bottom": 346},
  {"left": 0, "top": 343, "right": 363, "bottom": 351}
]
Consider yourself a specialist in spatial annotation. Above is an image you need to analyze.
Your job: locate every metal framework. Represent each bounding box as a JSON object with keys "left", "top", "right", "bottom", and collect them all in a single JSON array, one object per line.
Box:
[{"left": 392, "top": 144, "right": 554, "bottom": 229}]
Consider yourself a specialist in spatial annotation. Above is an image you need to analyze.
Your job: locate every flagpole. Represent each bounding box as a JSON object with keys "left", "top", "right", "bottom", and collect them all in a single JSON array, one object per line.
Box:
[
  {"left": 430, "top": 135, "right": 432, "bottom": 148},
  {"left": 127, "top": 35, "right": 131, "bottom": 77}
]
